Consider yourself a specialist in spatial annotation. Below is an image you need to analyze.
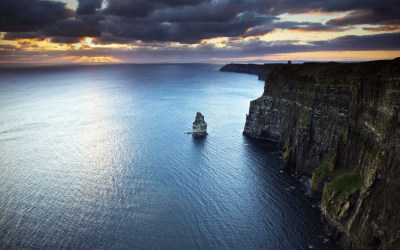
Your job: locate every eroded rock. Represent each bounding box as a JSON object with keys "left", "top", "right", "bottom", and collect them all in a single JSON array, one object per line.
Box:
[{"left": 188, "top": 112, "right": 207, "bottom": 136}]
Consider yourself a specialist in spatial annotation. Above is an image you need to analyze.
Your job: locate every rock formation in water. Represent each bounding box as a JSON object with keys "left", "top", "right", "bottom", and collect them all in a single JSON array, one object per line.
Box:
[
  {"left": 220, "top": 63, "right": 282, "bottom": 80},
  {"left": 243, "top": 58, "right": 400, "bottom": 249},
  {"left": 192, "top": 112, "right": 207, "bottom": 135}
]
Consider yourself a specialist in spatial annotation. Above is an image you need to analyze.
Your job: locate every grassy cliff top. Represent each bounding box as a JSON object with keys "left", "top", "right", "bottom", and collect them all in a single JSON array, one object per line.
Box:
[{"left": 268, "top": 58, "right": 400, "bottom": 81}]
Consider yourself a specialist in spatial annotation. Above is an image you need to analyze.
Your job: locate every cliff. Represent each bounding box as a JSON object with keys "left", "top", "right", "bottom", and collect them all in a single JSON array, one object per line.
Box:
[
  {"left": 243, "top": 59, "right": 400, "bottom": 249},
  {"left": 220, "top": 63, "right": 281, "bottom": 80}
]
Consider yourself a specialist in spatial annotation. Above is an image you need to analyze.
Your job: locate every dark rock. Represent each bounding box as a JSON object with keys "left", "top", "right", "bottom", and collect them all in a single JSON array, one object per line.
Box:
[
  {"left": 243, "top": 58, "right": 400, "bottom": 249},
  {"left": 192, "top": 112, "right": 207, "bottom": 136}
]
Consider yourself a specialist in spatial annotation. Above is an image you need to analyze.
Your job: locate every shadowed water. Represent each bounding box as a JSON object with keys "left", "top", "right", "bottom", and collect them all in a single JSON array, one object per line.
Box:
[{"left": 0, "top": 64, "right": 338, "bottom": 249}]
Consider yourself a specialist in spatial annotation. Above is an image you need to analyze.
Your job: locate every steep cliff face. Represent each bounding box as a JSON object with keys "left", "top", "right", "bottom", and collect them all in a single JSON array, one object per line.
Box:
[{"left": 243, "top": 59, "right": 400, "bottom": 249}]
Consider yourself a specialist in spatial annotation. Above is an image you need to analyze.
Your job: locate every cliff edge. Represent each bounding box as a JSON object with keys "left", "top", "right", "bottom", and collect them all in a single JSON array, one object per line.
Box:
[
  {"left": 220, "top": 63, "right": 281, "bottom": 80},
  {"left": 244, "top": 59, "right": 400, "bottom": 249}
]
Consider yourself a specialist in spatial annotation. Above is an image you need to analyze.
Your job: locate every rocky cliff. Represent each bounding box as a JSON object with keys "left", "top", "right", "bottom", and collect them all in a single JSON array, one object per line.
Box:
[
  {"left": 243, "top": 59, "right": 400, "bottom": 249},
  {"left": 220, "top": 63, "right": 281, "bottom": 80},
  {"left": 192, "top": 112, "right": 207, "bottom": 135}
]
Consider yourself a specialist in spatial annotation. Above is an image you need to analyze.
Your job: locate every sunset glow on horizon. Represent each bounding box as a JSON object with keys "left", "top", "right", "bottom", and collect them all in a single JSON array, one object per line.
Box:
[{"left": 0, "top": 0, "right": 399, "bottom": 63}]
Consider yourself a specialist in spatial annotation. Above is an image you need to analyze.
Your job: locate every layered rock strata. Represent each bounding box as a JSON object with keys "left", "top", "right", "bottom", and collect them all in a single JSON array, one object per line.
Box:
[{"left": 243, "top": 59, "right": 400, "bottom": 249}]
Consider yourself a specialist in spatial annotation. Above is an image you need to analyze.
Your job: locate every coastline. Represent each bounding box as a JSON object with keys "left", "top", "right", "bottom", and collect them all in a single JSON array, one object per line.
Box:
[{"left": 224, "top": 58, "right": 400, "bottom": 249}]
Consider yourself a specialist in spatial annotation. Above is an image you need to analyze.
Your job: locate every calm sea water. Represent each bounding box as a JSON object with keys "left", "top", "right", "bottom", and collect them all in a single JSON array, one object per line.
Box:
[{"left": 0, "top": 64, "right": 338, "bottom": 249}]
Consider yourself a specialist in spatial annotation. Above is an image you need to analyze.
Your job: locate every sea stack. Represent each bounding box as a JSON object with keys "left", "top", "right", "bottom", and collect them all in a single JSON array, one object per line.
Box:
[{"left": 192, "top": 112, "right": 207, "bottom": 135}]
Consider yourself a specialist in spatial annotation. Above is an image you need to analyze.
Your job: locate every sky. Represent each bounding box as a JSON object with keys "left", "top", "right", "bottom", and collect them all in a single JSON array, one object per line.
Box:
[{"left": 0, "top": 0, "right": 400, "bottom": 63}]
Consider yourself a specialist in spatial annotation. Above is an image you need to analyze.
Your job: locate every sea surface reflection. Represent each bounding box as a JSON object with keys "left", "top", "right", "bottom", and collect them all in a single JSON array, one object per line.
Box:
[{"left": 0, "top": 64, "right": 338, "bottom": 249}]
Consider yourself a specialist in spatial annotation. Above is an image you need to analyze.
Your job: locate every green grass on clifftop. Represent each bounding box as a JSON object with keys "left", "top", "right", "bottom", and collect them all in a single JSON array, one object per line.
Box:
[
  {"left": 326, "top": 173, "right": 363, "bottom": 200},
  {"left": 251, "top": 96, "right": 263, "bottom": 105}
]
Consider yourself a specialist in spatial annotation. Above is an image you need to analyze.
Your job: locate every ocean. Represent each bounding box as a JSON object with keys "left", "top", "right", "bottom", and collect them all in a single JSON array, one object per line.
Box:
[{"left": 0, "top": 64, "right": 338, "bottom": 249}]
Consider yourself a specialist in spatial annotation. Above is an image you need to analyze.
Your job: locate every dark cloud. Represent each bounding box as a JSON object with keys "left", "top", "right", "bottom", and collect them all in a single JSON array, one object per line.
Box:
[
  {"left": 103, "top": 0, "right": 209, "bottom": 18},
  {"left": 93, "top": 33, "right": 134, "bottom": 44},
  {"left": 50, "top": 36, "right": 82, "bottom": 44},
  {"left": 4, "top": 32, "right": 44, "bottom": 40},
  {"left": 0, "top": 0, "right": 73, "bottom": 32},
  {"left": 207, "top": 32, "right": 400, "bottom": 55},
  {"left": 43, "top": 16, "right": 103, "bottom": 38},
  {"left": 97, "top": 0, "right": 400, "bottom": 44},
  {"left": 76, "top": 0, "right": 103, "bottom": 15},
  {"left": 327, "top": 7, "right": 400, "bottom": 26},
  {"left": 103, "top": 0, "right": 154, "bottom": 18},
  {"left": 363, "top": 25, "right": 400, "bottom": 32},
  {"left": 3, "top": 16, "right": 103, "bottom": 42},
  {"left": 243, "top": 26, "right": 275, "bottom": 37},
  {"left": 1, "top": 0, "right": 400, "bottom": 53},
  {"left": 102, "top": 12, "right": 274, "bottom": 43},
  {"left": 0, "top": 44, "right": 17, "bottom": 50},
  {"left": 249, "top": 0, "right": 400, "bottom": 15},
  {"left": 155, "top": 0, "right": 210, "bottom": 7},
  {"left": 311, "top": 32, "right": 400, "bottom": 51},
  {"left": 150, "top": 1, "right": 245, "bottom": 23},
  {"left": 210, "top": 33, "right": 400, "bottom": 56},
  {"left": 282, "top": 22, "right": 347, "bottom": 32}
]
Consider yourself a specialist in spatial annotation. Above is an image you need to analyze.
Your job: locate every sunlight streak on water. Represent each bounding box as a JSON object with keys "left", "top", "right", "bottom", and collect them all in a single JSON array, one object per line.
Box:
[{"left": 0, "top": 64, "right": 338, "bottom": 249}]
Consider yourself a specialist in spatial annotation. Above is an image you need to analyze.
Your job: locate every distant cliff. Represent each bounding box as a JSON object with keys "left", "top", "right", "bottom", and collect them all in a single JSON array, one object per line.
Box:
[
  {"left": 220, "top": 63, "right": 281, "bottom": 80},
  {"left": 243, "top": 59, "right": 400, "bottom": 249}
]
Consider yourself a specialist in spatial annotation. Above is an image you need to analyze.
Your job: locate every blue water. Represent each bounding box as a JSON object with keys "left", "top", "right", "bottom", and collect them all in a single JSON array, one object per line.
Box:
[{"left": 0, "top": 64, "right": 338, "bottom": 249}]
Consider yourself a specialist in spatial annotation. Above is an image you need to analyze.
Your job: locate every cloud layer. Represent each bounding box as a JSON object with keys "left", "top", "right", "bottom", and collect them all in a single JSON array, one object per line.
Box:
[{"left": 1, "top": 0, "right": 399, "bottom": 62}]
